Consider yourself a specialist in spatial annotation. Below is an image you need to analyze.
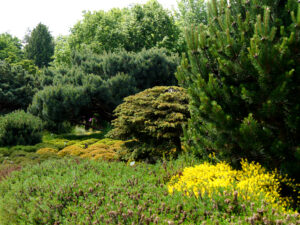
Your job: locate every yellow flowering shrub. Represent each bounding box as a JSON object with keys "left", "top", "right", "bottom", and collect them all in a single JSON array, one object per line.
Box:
[
  {"left": 57, "top": 145, "right": 86, "bottom": 157},
  {"left": 36, "top": 148, "right": 58, "bottom": 155},
  {"left": 168, "top": 160, "right": 299, "bottom": 212}
]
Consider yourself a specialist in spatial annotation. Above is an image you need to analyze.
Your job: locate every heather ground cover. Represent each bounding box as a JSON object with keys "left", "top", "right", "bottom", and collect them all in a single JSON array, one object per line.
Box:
[{"left": 0, "top": 154, "right": 299, "bottom": 225}]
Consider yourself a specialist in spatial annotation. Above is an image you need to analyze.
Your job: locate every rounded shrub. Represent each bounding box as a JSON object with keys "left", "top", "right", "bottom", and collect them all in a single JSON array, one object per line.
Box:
[
  {"left": 57, "top": 145, "right": 85, "bottom": 157},
  {"left": 36, "top": 148, "right": 58, "bottom": 155},
  {"left": 0, "top": 110, "right": 43, "bottom": 146},
  {"left": 108, "top": 86, "right": 189, "bottom": 161}
]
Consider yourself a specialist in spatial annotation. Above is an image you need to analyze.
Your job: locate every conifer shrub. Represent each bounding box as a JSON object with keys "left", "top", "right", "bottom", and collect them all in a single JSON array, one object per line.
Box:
[
  {"left": 176, "top": 0, "right": 300, "bottom": 180},
  {"left": 57, "top": 145, "right": 85, "bottom": 157},
  {"left": 0, "top": 110, "right": 43, "bottom": 146},
  {"left": 0, "top": 61, "right": 37, "bottom": 114},
  {"left": 77, "top": 139, "right": 122, "bottom": 161},
  {"left": 44, "top": 138, "right": 78, "bottom": 150},
  {"left": 76, "top": 139, "right": 99, "bottom": 148},
  {"left": 108, "top": 86, "right": 190, "bottom": 161},
  {"left": 36, "top": 148, "right": 58, "bottom": 155}
]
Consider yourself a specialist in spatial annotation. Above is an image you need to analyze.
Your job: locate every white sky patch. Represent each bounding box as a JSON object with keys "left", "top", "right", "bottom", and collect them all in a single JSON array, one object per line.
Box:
[{"left": 0, "top": 0, "right": 178, "bottom": 40}]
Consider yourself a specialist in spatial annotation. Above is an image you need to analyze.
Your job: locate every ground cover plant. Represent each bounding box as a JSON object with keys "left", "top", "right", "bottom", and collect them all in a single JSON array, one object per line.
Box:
[
  {"left": 0, "top": 129, "right": 108, "bottom": 165},
  {"left": 0, "top": 157, "right": 299, "bottom": 225}
]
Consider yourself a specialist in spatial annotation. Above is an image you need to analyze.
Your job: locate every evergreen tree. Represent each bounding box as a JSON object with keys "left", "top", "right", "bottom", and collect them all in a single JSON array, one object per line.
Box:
[
  {"left": 0, "top": 61, "right": 37, "bottom": 114},
  {"left": 176, "top": 0, "right": 300, "bottom": 179},
  {"left": 29, "top": 47, "right": 179, "bottom": 132},
  {"left": 24, "top": 23, "right": 54, "bottom": 67}
]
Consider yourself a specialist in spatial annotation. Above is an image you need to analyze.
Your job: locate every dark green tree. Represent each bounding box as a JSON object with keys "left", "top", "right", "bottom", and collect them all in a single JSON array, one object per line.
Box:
[
  {"left": 176, "top": 0, "right": 300, "bottom": 179},
  {"left": 24, "top": 23, "right": 54, "bottom": 67},
  {"left": 29, "top": 48, "right": 179, "bottom": 132},
  {"left": 0, "top": 61, "right": 37, "bottom": 114}
]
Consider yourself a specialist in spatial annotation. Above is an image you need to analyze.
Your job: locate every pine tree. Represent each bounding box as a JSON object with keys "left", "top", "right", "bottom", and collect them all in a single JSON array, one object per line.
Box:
[
  {"left": 24, "top": 23, "right": 54, "bottom": 68},
  {"left": 176, "top": 0, "right": 300, "bottom": 179}
]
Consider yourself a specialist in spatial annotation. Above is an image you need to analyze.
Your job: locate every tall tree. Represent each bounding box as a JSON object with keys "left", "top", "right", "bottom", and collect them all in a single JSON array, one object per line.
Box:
[
  {"left": 176, "top": 0, "right": 300, "bottom": 180},
  {"left": 24, "top": 23, "right": 54, "bottom": 68}
]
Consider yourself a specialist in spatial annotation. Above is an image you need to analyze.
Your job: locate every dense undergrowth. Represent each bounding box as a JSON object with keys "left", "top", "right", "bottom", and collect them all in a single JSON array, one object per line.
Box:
[
  {"left": 0, "top": 128, "right": 299, "bottom": 224},
  {"left": 0, "top": 157, "right": 299, "bottom": 225}
]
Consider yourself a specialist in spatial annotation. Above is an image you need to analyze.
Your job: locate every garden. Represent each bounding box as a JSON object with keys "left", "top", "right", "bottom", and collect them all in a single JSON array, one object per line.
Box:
[{"left": 0, "top": 0, "right": 299, "bottom": 224}]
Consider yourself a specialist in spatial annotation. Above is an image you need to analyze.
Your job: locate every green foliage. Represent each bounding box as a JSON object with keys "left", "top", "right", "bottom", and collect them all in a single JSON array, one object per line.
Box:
[
  {"left": 54, "top": 0, "right": 182, "bottom": 65},
  {"left": 29, "top": 85, "right": 91, "bottom": 131},
  {"left": 0, "top": 158, "right": 298, "bottom": 224},
  {"left": 109, "top": 86, "right": 189, "bottom": 161},
  {"left": 175, "top": 0, "right": 207, "bottom": 28},
  {"left": 176, "top": 0, "right": 300, "bottom": 180},
  {"left": 69, "top": 8, "right": 128, "bottom": 54},
  {"left": 0, "top": 33, "right": 23, "bottom": 63},
  {"left": 0, "top": 33, "right": 39, "bottom": 74},
  {"left": 0, "top": 61, "right": 37, "bottom": 114},
  {"left": 124, "top": 0, "right": 181, "bottom": 52},
  {"left": 24, "top": 23, "right": 55, "bottom": 68},
  {"left": 0, "top": 110, "right": 43, "bottom": 146},
  {"left": 30, "top": 48, "right": 179, "bottom": 130}
]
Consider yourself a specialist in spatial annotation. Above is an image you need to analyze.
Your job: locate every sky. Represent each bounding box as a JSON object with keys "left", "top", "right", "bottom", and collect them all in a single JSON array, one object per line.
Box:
[{"left": 0, "top": 0, "right": 178, "bottom": 40}]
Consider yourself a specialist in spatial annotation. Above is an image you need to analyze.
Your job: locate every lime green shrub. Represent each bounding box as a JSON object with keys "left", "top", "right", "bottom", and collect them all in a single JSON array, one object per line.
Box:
[
  {"left": 36, "top": 148, "right": 58, "bottom": 155},
  {"left": 79, "top": 139, "right": 123, "bottom": 161},
  {"left": 108, "top": 86, "right": 189, "bottom": 161},
  {"left": 0, "top": 110, "right": 43, "bottom": 146},
  {"left": 57, "top": 145, "right": 85, "bottom": 157},
  {"left": 43, "top": 138, "right": 79, "bottom": 150}
]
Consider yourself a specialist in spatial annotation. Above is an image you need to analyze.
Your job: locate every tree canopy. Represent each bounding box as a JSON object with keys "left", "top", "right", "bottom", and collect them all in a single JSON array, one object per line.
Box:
[
  {"left": 53, "top": 0, "right": 182, "bottom": 66},
  {"left": 29, "top": 48, "right": 179, "bottom": 132}
]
